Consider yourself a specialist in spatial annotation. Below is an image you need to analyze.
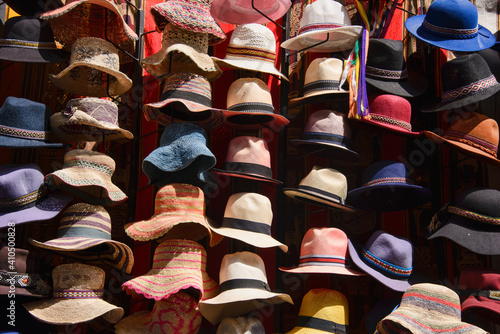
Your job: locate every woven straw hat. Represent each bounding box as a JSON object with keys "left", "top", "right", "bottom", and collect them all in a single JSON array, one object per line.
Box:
[
  {"left": 122, "top": 239, "right": 218, "bottom": 301},
  {"left": 198, "top": 251, "right": 293, "bottom": 325},
  {"left": 216, "top": 316, "right": 265, "bottom": 334},
  {"left": 23, "top": 263, "right": 124, "bottom": 325},
  {"left": 211, "top": 0, "right": 290, "bottom": 25},
  {"left": 49, "top": 37, "right": 133, "bottom": 97},
  {"left": 29, "top": 203, "right": 134, "bottom": 274}
]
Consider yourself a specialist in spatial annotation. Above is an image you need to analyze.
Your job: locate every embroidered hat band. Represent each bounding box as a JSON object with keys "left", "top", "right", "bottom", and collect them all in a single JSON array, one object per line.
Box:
[
  {"left": 53, "top": 289, "right": 104, "bottom": 299},
  {"left": 365, "top": 66, "right": 408, "bottom": 80},
  {"left": 441, "top": 75, "right": 497, "bottom": 102},
  {"left": 0, "top": 39, "right": 58, "bottom": 49},
  {"left": 422, "top": 19, "right": 478, "bottom": 39},
  {"left": 298, "top": 23, "right": 345, "bottom": 35},
  {"left": 363, "top": 176, "right": 414, "bottom": 187},
  {"left": 367, "top": 114, "right": 412, "bottom": 132},
  {"left": 225, "top": 45, "right": 275, "bottom": 63},
  {"left": 361, "top": 248, "right": 413, "bottom": 279},
  {"left": 428, "top": 203, "right": 500, "bottom": 234},
  {"left": 0, "top": 184, "right": 48, "bottom": 211},
  {"left": 443, "top": 130, "right": 498, "bottom": 157},
  {"left": 0, "top": 124, "right": 50, "bottom": 140},
  {"left": 294, "top": 316, "right": 348, "bottom": 334}
]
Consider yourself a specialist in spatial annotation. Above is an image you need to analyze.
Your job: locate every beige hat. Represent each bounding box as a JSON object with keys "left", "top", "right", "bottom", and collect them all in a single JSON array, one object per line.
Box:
[{"left": 217, "top": 316, "right": 265, "bottom": 334}]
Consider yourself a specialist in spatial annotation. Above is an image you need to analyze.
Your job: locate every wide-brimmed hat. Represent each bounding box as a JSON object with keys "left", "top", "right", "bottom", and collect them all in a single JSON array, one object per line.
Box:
[
  {"left": 283, "top": 165, "right": 355, "bottom": 212},
  {"left": 50, "top": 97, "right": 133, "bottom": 143},
  {"left": 280, "top": 227, "right": 365, "bottom": 276},
  {"left": 24, "top": 263, "right": 124, "bottom": 325},
  {"left": 143, "top": 72, "right": 225, "bottom": 131},
  {"left": 404, "top": 0, "right": 495, "bottom": 52},
  {"left": 213, "top": 23, "right": 287, "bottom": 81},
  {"left": 426, "top": 187, "right": 500, "bottom": 255},
  {"left": 29, "top": 203, "right": 134, "bottom": 274},
  {"left": 216, "top": 316, "right": 265, "bottom": 334},
  {"left": 44, "top": 149, "right": 128, "bottom": 206},
  {"left": 4, "top": 0, "right": 63, "bottom": 16},
  {"left": 285, "top": 288, "right": 349, "bottom": 334},
  {"left": 458, "top": 268, "right": 500, "bottom": 322},
  {"left": 347, "top": 160, "right": 433, "bottom": 212},
  {"left": 208, "top": 192, "right": 287, "bottom": 252},
  {"left": 280, "top": 0, "right": 362, "bottom": 53},
  {"left": 49, "top": 37, "right": 133, "bottom": 97},
  {"left": 122, "top": 239, "right": 218, "bottom": 301},
  {"left": 198, "top": 251, "right": 293, "bottom": 325},
  {"left": 210, "top": 0, "right": 290, "bottom": 25}
]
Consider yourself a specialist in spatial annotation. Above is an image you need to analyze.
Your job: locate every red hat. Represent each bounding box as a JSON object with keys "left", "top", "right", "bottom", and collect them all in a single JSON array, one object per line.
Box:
[{"left": 458, "top": 268, "right": 500, "bottom": 322}]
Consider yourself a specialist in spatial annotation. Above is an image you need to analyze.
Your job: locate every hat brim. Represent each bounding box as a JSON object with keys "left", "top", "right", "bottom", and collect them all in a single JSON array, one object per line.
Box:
[
  {"left": 222, "top": 109, "right": 289, "bottom": 130},
  {"left": 290, "top": 139, "right": 361, "bottom": 162},
  {"left": 280, "top": 27, "right": 363, "bottom": 52},
  {"left": 288, "top": 91, "right": 349, "bottom": 108},
  {"left": 353, "top": 116, "right": 423, "bottom": 137},
  {"left": 0, "top": 134, "right": 68, "bottom": 148},
  {"left": 211, "top": 168, "right": 282, "bottom": 185},
  {"left": 461, "top": 295, "right": 500, "bottom": 317},
  {"left": 284, "top": 187, "right": 355, "bottom": 212},
  {"left": 210, "top": 0, "right": 291, "bottom": 25},
  {"left": 365, "top": 72, "right": 428, "bottom": 98},
  {"left": 279, "top": 264, "right": 366, "bottom": 276},
  {"left": 212, "top": 57, "right": 288, "bottom": 81},
  {"left": 0, "top": 47, "right": 70, "bottom": 63},
  {"left": 0, "top": 284, "right": 45, "bottom": 298}
]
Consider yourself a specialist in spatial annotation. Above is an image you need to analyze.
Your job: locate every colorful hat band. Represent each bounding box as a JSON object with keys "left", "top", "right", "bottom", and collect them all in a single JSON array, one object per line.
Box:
[
  {"left": 53, "top": 289, "right": 104, "bottom": 299},
  {"left": 220, "top": 217, "right": 271, "bottom": 235},
  {"left": 63, "top": 158, "right": 114, "bottom": 176},
  {"left": 365, "top": 66, "right": 408, "bottom": 80},
  {"left": 361, "top": 248, "right": 412, "bottom": 278},
  {"left": 227, "top": 102, "right": 275, "bottom": 114},
  {"left": 0, "top": 271, "right": 42, "bottom": 288},
  {"left": 363, "top": 177, "right": 414, "bottom": 187},
  {"left": 225, "top": 45, "right": 276, "bottom": 63},
  {"left": 458, "top": 289, "right": 500, "bottom": 301},
  {"left": 222, "top": 162, "right": 273, "bottom": 178},
  {"left": 443, "top": 129, "right": 498, "bottom": 157},
  {"left": 422, "top": 19, "right": 478, "bottom": 39},
  {"left": 448, "top": 205, "right": 500, "bottom": 226},
  {"left": 160, "top": 89, "right": 212, "bottom": 107},
  {"left": 298, "top": 254, "right": 346, "bottom": 267},
  {"left": 303, "top": 80, "right": 341, "bottom": 95},
  {"left": 300, "top": 132, "right": 352, "bottom": 149},
  {"left": 294, "top": 316, "right": 348, "bottom": 334},
  {"left": 441, "top": 75, "right": 497, "bottom": 102},
  {"left": 368, "top": 113, "right": 412, "bottom": 132},
  {"left": 0, "top": 184, "right": 48, "bottom": 212},
  {"left": 297, "top": 185, "right": 345, "bottom": 204},
  {"left": 298, "top": 23, "right": 345, "bottom": 35},
  {"left": 219, "top": 278, "right": 271, "bottom": 293},
  {"left": 0, "top": 124, "right": 50, "bottom": 141},
  {"left": 0, "top": 39, "right": 59, "bottom": 50}
]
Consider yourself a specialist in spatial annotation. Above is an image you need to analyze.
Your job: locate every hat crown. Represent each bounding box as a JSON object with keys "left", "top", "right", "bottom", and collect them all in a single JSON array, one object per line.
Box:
[
  {"left": 161, "top": 23, "right": 209, "bottom": 54},
  {"left": 227, "top": 78, "right": 273, "bottom": 107},
  {"left": 366, "top": 39, "right": 406, "bottom": 72},
  {"left": 1, "top": 16, "right": 56, "bottom": 43},
  {"left": 225, "top": 136, "right": 271, "bottom": 167},
  {"left": 55, "top": 203, "right": 112, "bottom": 239},
  {"left": 299, "top": 0, "right": 351, "bottom": 32},
  {"left": 0, "top": 96, "right": 51, "bottom": 134},
  {"left": 69, "top": 37, "right": 120, "bottom": 71},
  {"left": 303, "top": 109, "right": 352, "bottom": 139},
  {"left": 301, "top": 227, "right": 349, "bottom": 260},
  {"left": 364, "top": 230, "right": 413, "bottom": 270},
  {"left": 52, "top": 263, "right": 105, "bottom": 291},
  {"left": 226, "top": 23, "right": 276, "bottom": 55},
  {"left": 161, "top": 73, "right": 213, "bottom": 105},
  {"left": 152, "top": 239, "right": 208, "bottom": 271},
  {"left": 399, "top": 283, "right": 461, "bottom": 319},
  {"left": 153, "top": 183, "right": 207, "bottom": 216},
  {"left": 223, "top": 192, "right": 272, "bottom": 225},
  {"left": 146, "top": 292, "right": 202, "bottom": 331},
  {"left": 66, "top": 98, "right": 119, "bottom": 126},
  {"left": 361, "top": 160, "right": 409, "bottom": 186},
  {"left": 458, "top": 268, "right": 500, "bottom": 290},
  {"left": 0, "top": 164, "right": 45, "bottom": 206},
  {"left": 424, "top": 0, "right": 478, "bottom": 31},
  {"left": 220, "top": 251, "right": 268, "bottom": 284},
  {"left": 159, "top": 122, "right": 208, "bottom": 148},
  {"left": 299, "top": 166, "right": 348, "bottom": 199},
  {"left": 296, "top": 288, "right": 349, "bottom": 325},
  {"left": 63, "top": 149, "right": 116, "bottom": 175},
  {"left": 368, "top": 94, "right": 412, "bottom": 125},
  {"left": 303, "top": 58, "right": 344, "bottom": 96},
  {"left": 452, "top": 187, "right": 500, "bottom": 219}
]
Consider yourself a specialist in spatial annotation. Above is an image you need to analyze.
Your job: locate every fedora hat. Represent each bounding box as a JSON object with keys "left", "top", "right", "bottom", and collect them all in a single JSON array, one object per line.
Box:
[
  {"left": 49, "top": 37, "right": 133, "bottom": 97},
  {"left": 280, "top": 227, "right": 366, "bottom": 276},
  {"left": 404, "top": 0, "right": 495, "bottom": 52},
  {"left": 458, "top": 268, "right": 500, "bottom": 322},
  {"left": 50, "top": 97, "right": 133, "bottom": 143},
  {"left": 122, "top": 239, "right": 218, "bottom": 301},
  {"left": 198, "top": 251, "right": 293, "bottom": 325},
  {"left": 143, "top": 72, "right": 225, "bottom": 131},
  {"left": 478, "top": 45, "right": 500, "bottom": 81},
  {"left": 208, "top": 192, "right": 288, "bottom": 252},
  {"left": 213, "top": 23, "right": 288, "bottom": 81},
  {"left": 426, "top": 187, "right": 500, "bottom": 255},
  {"left": 4, "top": 0, "right": 63, "bottom": 16},
  {"left": 210, "top": 0, "right": 290, "bottom": 24},
  {"left": 285, "top": 288, "right": 348, "bottom": 334},
  {"left": 44, "top": 149, "right": 128, "bottom": 206},
  {"left": 283, "top": 166, "right": 355, "bottom": 212},
  {"left": 347, "top": 160, "right": 433, "bottom": 212},
  {"left": 23, "top": 263, "right": 124, "bottom": 325},
  {"left": 217, "top": 316, "right": 265, "bottom": 334},
  {"left": 280, "top": 0, "right": 362, "bottom": 53}
]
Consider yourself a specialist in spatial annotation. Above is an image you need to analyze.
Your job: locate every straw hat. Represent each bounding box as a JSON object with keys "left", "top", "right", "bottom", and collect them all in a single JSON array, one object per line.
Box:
[
  {"left": 23, "top": 263, "right": 124, "bottom": 325},
  {"left": 216, "top": 316, "right": 265, "bottom": 334},
  {"left": 458, "top": 268, "right": 500, "bottom": 322},
  {"left": 198, "top": 251, "right": 293, "bottom": 325},
  {"left": 49, "top": 37, "right": 133, "bottom": 97},
  {"left": 29, "top": 203, "right": 134, "bottom": 274},
  {"left": 209, "top": 192, "right": 288, "bottom": 252},
  {"left": 122, "top": 239, "right": 218, "bottom": 301},
  {"left": 210, "top": 0, "right": 290, "bottom": 25}
]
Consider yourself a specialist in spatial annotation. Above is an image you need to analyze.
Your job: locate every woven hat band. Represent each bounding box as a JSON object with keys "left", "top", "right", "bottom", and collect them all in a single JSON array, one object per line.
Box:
[
  {"left": 0, "top": 272, "right": 42, "bottom": 288},
  {"left": 222, "top": 161, "right": 272, "bottom": 178},
  {"left": 444, "top": 130, "right": 498, "bottom": 157},
  {"left": 303, "top": 80, "right": 340, "bottom": 95},
  {"left": 365, "top": 65, "right": 408, "bottom": 80},
  {"left": 227, "top": 102, "right": 275, "bottom": 114},
  {"left": 294, "top": 316, "right": 348, "bottom": 334},
  {"left": 0, "top": 39, "right": 58, "bottom": 50},
  {"left": 442, "top": 75, "right": 497, "bottom": 102},
  {"left": 298, "top": 254, "right": 346, "bottom": 267},
  {"left": 220, "top": 217, "right": 271, "bottom": 235},
  {"left": 363, "top": 177, "right": 414, "bottom": 187},
  {"left": 299, "top": 23, "right": 345, "bottom": 35},
  {"left": 361, "top": 248, "right": 412, "bottom": 278},
  {"left": 369, "top": 113, "right": 412, "bottom": 132},
  {"left": 53, "top": 289, "right": 104, "bottom": 299},
  {"left": 0, "top": 124, "right": 50, "bottom": 140},
  {"left": 301, "top": 132, "right": 352, "bottom": 148},
  {"left": 63, "top": 158, "right": 114, "bottom": 176},
  {"left": 458, "top": 289, "right": 500, "bottom": 301},
  {"left": 422, "top": 18, "right": 478, "bottom": 39},
  {"left": 0, "top": 184, "right": 48, "bottom": 211},
  {"left": 219, "top": 278, "right": 271, "bottom": 293},
  {"left": 225, "top": 45, "right": 276, "bottom": 63},
  {"left": 448, "top": 205, "right": 500, "bottom": 226},
  {"left": 160, "top": 90, "right": 212, "bottom": 107},
  {"left": 297, "top": 185, "right": 345, "bottom": 204}
]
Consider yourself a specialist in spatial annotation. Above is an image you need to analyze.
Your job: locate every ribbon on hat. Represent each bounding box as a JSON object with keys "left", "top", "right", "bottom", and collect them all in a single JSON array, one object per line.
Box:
[
  {"left": 458, "top": 289, "right": 500, "bottom": 301},
  {"left": 0, "top": 184, "right": 49, "bottom": 213},
  {"left": 294, "top": 316, "right": 348, "bottom": 333},
  {"left": 219, "top": 278, "right": 271, "bottom": 293}
]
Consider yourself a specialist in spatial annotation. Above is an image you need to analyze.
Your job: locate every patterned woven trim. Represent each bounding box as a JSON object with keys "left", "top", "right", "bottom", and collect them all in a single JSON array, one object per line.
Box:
[
  {"left": 442, "top": 75, "right": 498, "bottom": 102},
  {"left": 448, "top": 205, "right": 500, "bottom": 226},
  {"left": 53, "top": 289, "right": 104, "bottom": 299},
  {"left": 226, "top": 46, "right": 275, "bottom": 63},
  {"left": 299, "top": 23, "right": 345, "bottom": 35},
  {"left": 444, "top": 130, "right": 498, "bottom": 157},
  {"left": 368, "top": 113, "right": 412, "bottom": 131},
  {"left": 423, "top": 19, "right": 478, "bottom": 39},
  {"left": 362, "top": 248, "right": 412, "bottom": 277},
  {"left": 363, "top": 177, "right": 414, "bottom": 187},
  {"left": 0, "top": 272, "right": 42, "bottom": 288},
  {"left": 0, "top": 39, "right": 58, "bottom": 50},
  {"left": 63, "top": 159, "right": 114, "bottom": 176},
  {"left": 365, "top": 66, "right": 408, "bottom": 80},
  {"left": 0, "top": 184, "right": 48, "bottom": 208},
  {"left": 0, "top": 124, "right": 50, "bottom": 140}
]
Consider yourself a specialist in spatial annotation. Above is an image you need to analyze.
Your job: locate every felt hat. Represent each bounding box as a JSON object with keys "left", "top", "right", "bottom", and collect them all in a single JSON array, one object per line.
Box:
[
  {"left": 280, "top": 0, "right": 362, "bottom": 53},
  {"left": 210, "top": 0, "right": 291, "bottom": 25},
  {"left": 23, "top": 263, "right": 124, "bottom": 325},
  {"left": 478, "top": 45, "right": 500, "bottom": 81},
  {"left": 4, "top": 0, "right": 63, "bottom": 16},
  {"left": 280, "top": 227, "right": 366, "bottom": 276},
  {"left": 347, "top": 160, "right": 433, "bottom": 212},
  {"left": 404, "top": 0, "right": 495, "bottom": 52},
  {"left": 458, "top": 268, "right": 500, "bottom": 321},
  {"left": 208, "top": 192, "right": 288, "bottom": 252},
  {"left": 216, "top": 316, "right": 265, "bottom": 334},
  {"left": 198, "top": 251, "right": 293, "bottom": 325},
  {"left": 122, "top": 239, "right": 218, "bottom": 301},
  {"left": 49, "top": 37, "right": 133, "bottom": 97},
  {"left": 285, "top": 288, "right": 349, "bottom": 334},
  {"left": 44, "top": 149, "right": 128, "bottom": 206}
]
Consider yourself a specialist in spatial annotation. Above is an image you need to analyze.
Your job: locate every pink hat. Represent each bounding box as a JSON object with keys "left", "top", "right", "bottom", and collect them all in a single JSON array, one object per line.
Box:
[{"left": 210, "top": 0, "right": 291, "bottom": 25}]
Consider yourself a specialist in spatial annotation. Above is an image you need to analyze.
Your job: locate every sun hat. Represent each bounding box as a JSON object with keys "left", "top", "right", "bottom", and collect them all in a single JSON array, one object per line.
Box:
[
  {"left": 426, "top": 187, "right": 500, "bottom": 255},
  {"left": 50, "top": 97, "right": 133, "bottom": 143},
  {"left": 4, "top": 0, "right": 63, "bottom": 16},
  {"left": 458, "top": 268, "right": 500, "bottom": 321},
  {"left": 404, "top": 0, "right": 495, "bottom": 52},
  {"left": 0, "top": 16, "right": 69, "bottom": 63},
  {"left": 283, "top": 166, "right": 355, "bottom": 212},
  {"left": 217, "top": 316, "right": 265, "bottom": 334},
  {"left": 285, "top": 288, "right": 349, "bottom": 334},
  {"left": 198, "top": 251, "right": 293, "bottom": 325},
  {"left": 49, "top": 37, "right": 133, "bottom": 97},
  {"left": 29, "top": 203, "right": 134, "bottom": 274},
  {"left": 122, "top": 239, "right": 218, "bottom": 301},
  {"left": 208, "top": 192, "right": 288, "bottom": 252},
  {"left": 347, "top": 160, "right": 433, "bottom": 212},
  {"left": 376, "top": 283, "right": 487, "bottom": 334},
  {"left": 212, "top": 23, "right": 288, "bottom": 81},
  {"left": 280, "top": 0, "right": 362, "bottom": 53},
  {"left": 210, "top": 0, "right": 290, "bottom": 25},
  {"left": 44, "top": 149, "right": 128, "bottom": 206},
  {"left": 143, "top": 72, "right": 225, "bottom": 131},
  {"left": 23, "top": 263, "right": 124, "bottom": 325}
]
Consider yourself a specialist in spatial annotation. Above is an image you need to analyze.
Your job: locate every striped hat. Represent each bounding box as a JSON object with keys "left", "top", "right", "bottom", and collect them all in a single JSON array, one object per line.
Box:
[
  {"left": 122, "top": 239, "right": 218, "bottom": 301},
  {"left": 28, "top": 203, "right": 134, "bottom": 274}
]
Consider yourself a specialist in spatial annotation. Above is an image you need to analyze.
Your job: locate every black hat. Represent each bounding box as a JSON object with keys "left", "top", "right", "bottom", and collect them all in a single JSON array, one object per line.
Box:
[{"left": 4, "top": 0, "right": 63, "bottom": 16}]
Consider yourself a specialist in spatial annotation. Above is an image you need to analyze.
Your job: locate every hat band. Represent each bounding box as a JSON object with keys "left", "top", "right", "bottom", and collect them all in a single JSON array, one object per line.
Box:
[
  {"left": 443, "top": 129, "right": 498, "bottom": 157},
  {"left": 301, "top": 132, "right": 352, "bottom": 149},
  {"left": 361, "top": 247, "right": 412, "bottom": 278},
  {"left": 294, "top": 316, "right": 348, "bottom": 334},
  {"left": 368, "top": 113, "right": 412, "bottom": 132},
  {"left": 160, "top": 90, "right": 212, "bottom": 107},
  {"left": 303, "top": 80, "right": 341, "bottom": 96},
  {"left": 227, "top": 102, "right": 275, "bottom": 114},
  {"left": 63, "top": 158, "right": 114, "bottom": 176},
  {"left": 448, "top": 205, "right": 500, "bottom": 226},
  {"left": 299, "top": 23, "right": 345, "bottom": 35},
  {"left": 0, "top": 271, "right": 42, "bottom": 288},
  {"left": 297, "top": 185, "right": 345, "bottom": 205},
  {"left": 442, "top": 75, "right": 497, "bottom": 102},
  {"left": 219, "top": 278, "right": 271, "bottom": 293},
  {"left": 0, "top": 184, "right": 48, "bottom": 212},
  {"left": 221, "top": 217, "right": 271, "bottom": 235},
  {"left": 363, "top": 177, "right": 414, "bottom": 187},
  {"left": 0, "top": 39, "right": 59, "bottom": 50},
  {"left": 53, "top": 289, "right": 104, "bottom": 299},
  {"left": 365, "top": 66, "right": 408, "bottom": 80},
  {"left": 299, "top": 254, "right": 346, "bottom": 267},
  {"left": 225, "top": 45, "right": 276, "bottom": 63},
  {"left": 459, "top": 289, "right": 500, "bottom": 301},
  {"left": 57, "top": 225, "right": 112, "bottom": 240},
  {"left": 422, "top": 19, "right": 478, "bottom": 39},
  {"left": 222, "top": 162, "right": 273, "bottom": 178},
  {"left": 0, "top": 124, "right": 50, "bottom": 141}
]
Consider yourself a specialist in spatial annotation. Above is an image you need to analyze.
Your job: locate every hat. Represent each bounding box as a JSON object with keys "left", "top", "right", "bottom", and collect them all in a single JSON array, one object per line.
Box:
[
  {"left": 376, "top": 283, "right": 487, "bottom": 333},
  {"left": 142, "top": 123, "right": 217, "bottom": 191},
  {"left": 290, "top": 109, "right": 360, "bottom": 161},
  {"left": 50, "top": 97, "right": 133, "bottom": 143},
  {"left": 221, "top": 77, "right": 289, "bottom": 129},
  {"left": 211, "top": 136, "right": 281, "bottom": 185},
  {"left": 365, "top": 39, "right": 427, "bottom": 98},
  {"left": 4, "top": 0, "right": 63, "bottom": 16},
  {"left": 347, "top": 160, "right": 433, "bottom": 212},
  {"left": 478, "top": 45, "right": 500, "bottom": 81},
  {"left": 280, "top": 0, "right": 362, "bottom": 53},
  {"left": 283, "top": 165, "right": 355, "bottom": 212},
  {"left": 143, "top": 72, "right": 225, "bottom": 131},
  {"left": 208, "top": 192, "right": 288, "bottom": 252},
  {"left": 404, "top": 0, "right": 495, "bottom": 52},
  {"left": 458, "top": 268, "right": 500, "bottom": 320},
  {"left": 285, "top": 288, "right": 348, "bottom": 334},
  {"left": 348, "top": 230, "right": 415, "bottom": 292},
  {"left": 0, "top": 16, "right": 69, "bottom": 63},
  {"left": 122, "top": 239, "right": 218, "bottom": 301},
  {"left": 216, "top": 316, "right": 265, "bottom": 334},
  {"left": 23, "top": 263, "right": 124, "bottom": 325},
  {"left": 29, "top": 203, "right": 134, "bottom": 274},
  {"left": 211, "top": 0, "right": 290, "bottom": 24},
  {"left": 212, "top": 23, "right": 288, "bottom": 81},
  {"left": 44, "top": 149, "right": 128, "bottom": 206},
  {"left": 150, "top": 0, "right": 226, "bottom": 45},
  {"left": 426, "top": 187, "right": 500, "bottom": 255},
  {"left": 421, "top": 53, "right": 500, "bottom": 112},
  {"left": 49, "top": 37, "right": 133, "bottom": 97}
]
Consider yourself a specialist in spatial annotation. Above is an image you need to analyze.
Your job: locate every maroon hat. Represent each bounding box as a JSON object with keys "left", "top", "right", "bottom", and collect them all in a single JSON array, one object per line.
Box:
[{"left": 458, "top": 268, "right": 500, "bottom": 322}]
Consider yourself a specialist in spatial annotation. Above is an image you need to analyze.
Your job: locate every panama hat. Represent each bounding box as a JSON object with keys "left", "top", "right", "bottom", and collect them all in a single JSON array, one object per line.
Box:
[
  {"left": 210, "top": 0, "right": 291, "bottom": 25},
  {"left": 4, "top": 0, "right": 63, "bottom": 16},
  {"left": 458, "top": 268, "right": 500, "bottom": 322},
  {"left": 216, "top": 316, "right": 265, "bottom": 334}
]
